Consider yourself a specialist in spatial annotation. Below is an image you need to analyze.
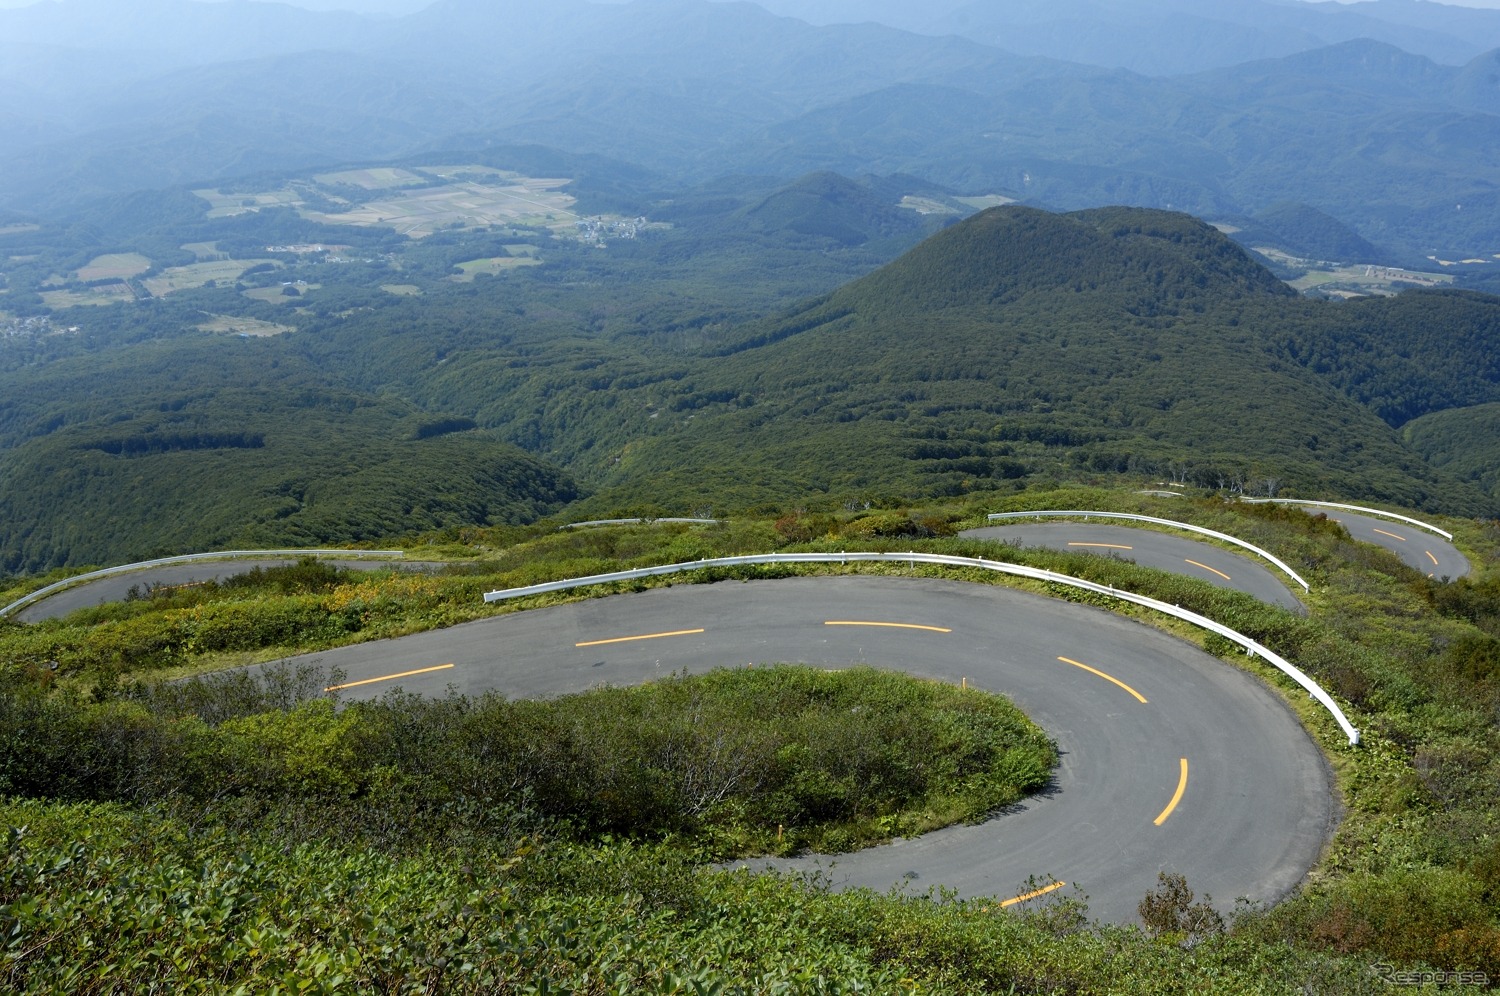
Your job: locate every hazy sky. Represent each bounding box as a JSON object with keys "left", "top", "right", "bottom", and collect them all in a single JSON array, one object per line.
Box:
[{"left": 2, "top": 0, "right": 1499, "bottom": 10}]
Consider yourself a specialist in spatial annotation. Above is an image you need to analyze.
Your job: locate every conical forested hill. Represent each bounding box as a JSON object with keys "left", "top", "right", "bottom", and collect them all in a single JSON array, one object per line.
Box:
[
  {"left": 563, "top": 206, "right": 1496, "bottom": 514},
  {"left": 799, "top": 205, "right": 1296, "bottom": 320}
]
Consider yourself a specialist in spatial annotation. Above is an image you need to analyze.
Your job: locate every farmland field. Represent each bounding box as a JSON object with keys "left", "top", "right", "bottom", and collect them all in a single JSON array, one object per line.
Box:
[
  {"left": 955, "top": 194, "right": 1018, "bottom": 210},
  {"left": 314, "top": 167, "right": 429, "bottom": 190},
  {"left": 193, "top": 187, "right": 305, "bottom": 219},
  {"left": 76, "top": 252, "right": 151, "bottom": 281},
  {"left": 301, "top": 178, "right": 579, "bottom": 237},
  {"left": 900, "top": 193, "right": 1016, "bottom": 216},
  {"left": 191, "top": 165, "right": 586, "bottom": 238},
  {"left": 41, "top": 283, "right": 134, "bottom": 308},
  {"left": 380, "top": 284, "right": 423, "bottom": 296},
  {"left": 449, "top": 255, "right": 544, "bottom": 281},
  {"left": 195, "top": 315, "right": 294, "bottom": 337},
  {"left": 242, "top": 283, "right": 320, "bottom": 304},
  {"left": 181, "top": 242, "right": 230, "bottom": 261},
  {"left": 143, "top": 259, "right": 280, "bottom": 296}
]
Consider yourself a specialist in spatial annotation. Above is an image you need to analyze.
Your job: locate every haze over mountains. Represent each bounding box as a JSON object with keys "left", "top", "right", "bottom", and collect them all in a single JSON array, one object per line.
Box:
[{"left": 1, "top": 0, "right": 1497, "bottom": 262}]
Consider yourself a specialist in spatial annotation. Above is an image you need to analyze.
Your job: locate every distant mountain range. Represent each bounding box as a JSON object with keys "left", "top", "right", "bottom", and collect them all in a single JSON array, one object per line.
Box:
[
  {"left": 749, "top": 0, "right": 1500, "bottom": 75},
  {"left": 1, "top": 0, "right": 1496, "bottom": 261}
]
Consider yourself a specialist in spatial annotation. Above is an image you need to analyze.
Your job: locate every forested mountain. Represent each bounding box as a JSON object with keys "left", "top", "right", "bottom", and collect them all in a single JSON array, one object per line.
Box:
[
  {"left": 0, "top": 336, "right": 577, "bottom": 572},
  {"left": 518, "top": 206, "right": 1498, "bottom": 515},
  {"left": 6, "top": 196, "right": 1500, "bottom": 570}
]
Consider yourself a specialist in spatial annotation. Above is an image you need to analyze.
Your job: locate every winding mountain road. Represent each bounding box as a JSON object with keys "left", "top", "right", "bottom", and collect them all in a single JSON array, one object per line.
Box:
[
  {"left": 14, "top": 559, "right": 415, "bottom": 624},
  {"left": 960, "top": 523, "right": 1306, "bottom": 612},
  {"left": 1309, "top": 508, "right": 1470, "bottom": 580},
  {"left": 272, "top": 575, "right": 1334, "bottom": 924}
]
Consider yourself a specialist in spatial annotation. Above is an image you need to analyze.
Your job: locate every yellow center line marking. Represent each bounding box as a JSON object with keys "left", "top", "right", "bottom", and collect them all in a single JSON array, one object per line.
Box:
[
  {"left": 1057, "top": 657, "right": 1148, "bottom": 704},
  {"left": 1426, "top": 550, "right": 1439, "bottom": 566},
  {"left": 1000, "top": 880, "right": 1068, "bottom": 907},
  {"left": 326, "top": 664, "right": 455, "bottom": 691},
  {"left": 1184, "top": 558, "right": 1232, "bottom": 581},
  {"left": 826, "top": 621, "right": 952, "bottom": 633},
  {"left": 575, "top": 628, "right": 705, "bottom": 648},
  {"left": 1068, "top": 542, "right": 1133, "bottom": 550},
  {"left": 1154, "top": 758, "right": 1189, "bottom": 826},
  {"left": 1372, "top": 528, "right": 1407, "bottom": 541}
]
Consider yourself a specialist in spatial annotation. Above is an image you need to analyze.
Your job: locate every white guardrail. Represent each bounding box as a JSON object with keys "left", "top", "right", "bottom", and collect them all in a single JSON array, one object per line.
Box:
[
  {"left": 984, "top": 511, "right": 1311, "bottom": 592},
  {"left": 1, "top": 549, "right": 405, "bottom": 618},
  {"left": 561, "top": 518, "right": 723, "bottom": 530},
  {"left": 1239, "top": 499, "right": 1454, "bottom": 541},
  {"left": 483, "top": 551, "right": 1359, "bottom": 745}
]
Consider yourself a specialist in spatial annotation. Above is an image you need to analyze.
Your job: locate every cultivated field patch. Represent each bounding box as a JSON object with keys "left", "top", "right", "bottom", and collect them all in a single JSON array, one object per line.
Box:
[
  {"left": 41, "top": 284, "right": 134, "bottom": 308},
  {"left": 191, "top": 165, "right": 586, "bottom": 239},
  {"left": 303, "top": 179, "right": 579, "bottom": 238},
  {"left": 144, "top": 260, "right": 279, "bottom": 296},
  {"left": 314, "top": 167, "right": 428, "bottom": 190},
  {"left": 956, "top": 194, "right": 1018, "bottom": 210},
  {"left": 900, "top": 193, "right": 1017, "bottom": 216},
  {"left": 76, "top": 253, "right": 151, "bottom": 282},
  {"left": 448, "top": 255, "right": 544, "bottom": 281},
  {"left": 182, "top": 242, "right": 231, "bottom": 261},
  {"left": 242, "top": 283, "right": 321, "bottom": 304},
  {"left": 193, "top": 187, "right": 305, "bottom": 219},
  {"left": 196, "top": 315, "right": 295, "bottom": 337},
  {"left": 1253, "top": 247, "right": 1454, "bottom": 296}
]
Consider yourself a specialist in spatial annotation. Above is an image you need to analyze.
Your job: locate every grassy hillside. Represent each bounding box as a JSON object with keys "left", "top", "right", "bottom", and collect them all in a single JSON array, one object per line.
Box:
[{"left": 3, "top": 492, "right": 1500, "bottom": 989}]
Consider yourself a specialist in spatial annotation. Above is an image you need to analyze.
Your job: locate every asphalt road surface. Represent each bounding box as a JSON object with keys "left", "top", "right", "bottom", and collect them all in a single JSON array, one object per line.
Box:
[
  {"left": 270, "top": 575, "right": 1334, "bottom": 924},
  {"left": 1303, "top": 508, "right": 1471, "bottom": 580},
  {"left": 961, "top": 524, "right": 1306, "bottom": 612},
  {"left": 15, "top": 559, "right": 414, "bottom": 623}
]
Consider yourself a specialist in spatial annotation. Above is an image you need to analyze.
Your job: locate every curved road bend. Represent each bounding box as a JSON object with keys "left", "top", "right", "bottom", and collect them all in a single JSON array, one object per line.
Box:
[
  {"left": 266, "top": 576, "right": 1334, "bottom": 924},
  {"left": 1300, "top": 509, "right": 1470, "bottom": 580},
  {"left": 15, "top": 559, "right": 416, "bottom": 624},
  {"left": 961, "top": 524, "right": 1305, "bottom": 613}
]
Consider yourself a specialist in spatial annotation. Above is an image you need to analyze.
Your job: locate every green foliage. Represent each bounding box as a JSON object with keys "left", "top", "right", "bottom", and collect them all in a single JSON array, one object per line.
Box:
[
  {"left": 0, "top": 365, "right": 578, "bottom": 572},
  {"left": 2, "top": 662, "right": 1057, "bottom": 860},
  {"left": 1249, "top": 201, "right": 1385, "bottom": 264},
  {"left": 0, "top": 800, "right": 1385, "bottom": 994},
  {"left": 4, "top": 491, "right": 1500, "bottom": 987}
]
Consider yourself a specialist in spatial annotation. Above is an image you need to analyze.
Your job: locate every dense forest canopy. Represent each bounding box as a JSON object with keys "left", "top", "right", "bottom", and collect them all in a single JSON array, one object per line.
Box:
[{"left": 4, "top": 191, "right": 1500, "bottom": 569}]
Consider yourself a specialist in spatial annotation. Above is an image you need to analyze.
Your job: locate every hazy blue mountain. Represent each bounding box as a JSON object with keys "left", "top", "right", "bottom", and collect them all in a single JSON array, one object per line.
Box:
[
  {"left": 0, "top": 0, "right": 385, "bottom": 65},
  {"left": 1238, "top": 202, "right": 1387, "bottom": 264},
  {"left": 746, "top": 0, "right": 1500, "bottom": 73},
  {"left": 0, "top": 0, "right": 1496, "bottom": 260}
]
